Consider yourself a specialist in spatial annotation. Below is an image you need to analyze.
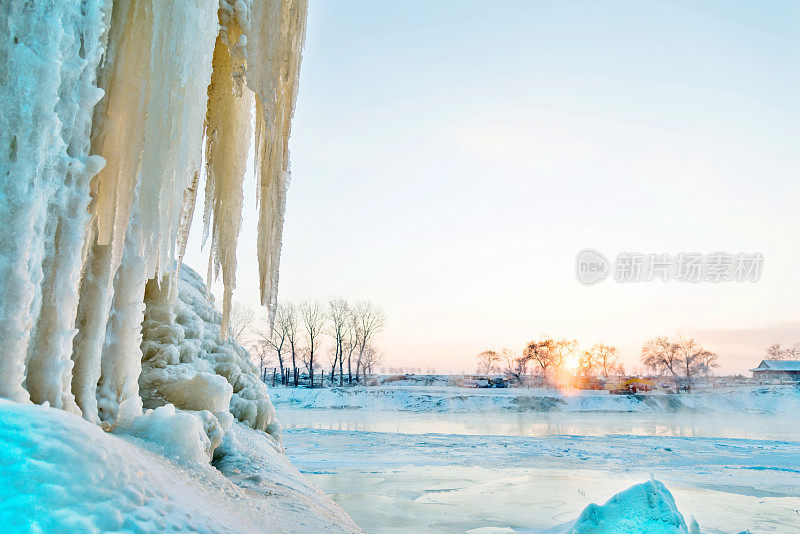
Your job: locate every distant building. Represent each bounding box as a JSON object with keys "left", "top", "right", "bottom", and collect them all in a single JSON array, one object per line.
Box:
[{"left": 749, "top": 360, "right": 800, "bottom": 381}]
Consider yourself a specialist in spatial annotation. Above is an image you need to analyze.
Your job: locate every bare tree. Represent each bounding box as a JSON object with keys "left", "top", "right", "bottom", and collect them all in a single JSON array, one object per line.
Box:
[
  {"left": 765, "top": 342, "right": 800, "bottom": 361},
  {"left": 257, "top": 303, "right": 292, "bottom": 382},
  {"left": 476, "top": 350, "right": 501, "bottom": 374},
  {"left": 551, "top": 339, "right": 577, "bottom": 374},
  {"left": 696, "top": 350, "right": 720, "bottom": 377},
  {"left": 578, "top": 350, "right": 596, "bottom": 376},
  {"left": 641, "top": 337, "right": 680, "bottom": 377},
  {"left": 503, "top": 347, "right": 529, "bottom": 385},
  {"left": 361, "top": 345, "right": 383, "bottom": 378},
  {"left": 765, "top": 343, "right": 783, "bottom": 359},
  {"left": 228, "top": 301, "right": 255, "bottom": 344},
  {"left": 592, "top": 344, "right": 619, "bottom": 377},
  {"left": 283, "top": 302, "right": 299, "bottom": 386},
  {"left": 251, "top": 340, "right": 273, "bottom": 382},
  {"left": 326, "top": 297, "right": 350, "bottom": 385},
  {"left": 526, "top": 339, "right": 555, "bottom": 380},
  {"left": 675, "top": 337, "right": 703, "bottom": 383},
  {"left": 351, "top": 301, "right": 386, "bottom": 383},
  {"left": 343, "top": 315, "right": 358, "bottom": 385},
  {"left": 300, "top": 300, "right": 326, "bottom": 387}
]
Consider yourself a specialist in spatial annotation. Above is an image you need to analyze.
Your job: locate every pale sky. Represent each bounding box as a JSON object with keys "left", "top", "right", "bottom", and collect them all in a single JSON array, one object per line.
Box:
[{"left": 185, "top": 0, "right": 800, "bottom": 374}]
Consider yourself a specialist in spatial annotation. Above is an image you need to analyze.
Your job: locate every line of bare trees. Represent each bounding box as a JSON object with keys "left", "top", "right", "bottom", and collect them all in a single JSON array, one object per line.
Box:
[
  {"left": 764, "top": 342, "right": 800, "bottom": 361},
  {"left": 242, "top": 299, "right": 385, "bottom": 387},
  {"left": 477, "top": 339, "right": 623, "bottom": 385},
  {"left": 640, "top": 337, "right": 718, "bottom": 383}
]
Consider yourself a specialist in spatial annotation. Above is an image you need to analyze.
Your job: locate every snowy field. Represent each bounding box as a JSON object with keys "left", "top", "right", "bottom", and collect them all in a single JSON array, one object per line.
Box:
[{"left": 272, "top": 385, "right": 800, "bottom": 533}]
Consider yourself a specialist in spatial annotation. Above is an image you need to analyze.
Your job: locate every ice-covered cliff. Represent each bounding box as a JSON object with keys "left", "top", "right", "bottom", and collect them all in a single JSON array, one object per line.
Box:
[{"left": 0, "top": 0, "right": 306, "bottom": 425}]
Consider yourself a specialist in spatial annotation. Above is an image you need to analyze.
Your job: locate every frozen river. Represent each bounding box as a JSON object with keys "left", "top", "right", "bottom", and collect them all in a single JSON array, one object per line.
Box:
[{"left": 274, "top": 388, "right": 800, "bottom": 533}]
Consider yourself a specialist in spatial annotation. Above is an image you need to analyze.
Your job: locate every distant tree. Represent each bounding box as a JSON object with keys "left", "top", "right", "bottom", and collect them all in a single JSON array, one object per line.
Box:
[
  {"left": 675, "top": 337, "right": 704, "bottom": 382},
  {"left": 696, "top": 350, "right": 720, "bottom": 377},
  {"left": 227, "top": 301, "right": 255, "bottom": 343},
  {"left": 526, "top": 338, "right": 555, "bottom": 380},
  {"left": 592, "top": 344, "right": 619, "bottom": 377},
  {"left": 251, "top": 340, "right": 273, "bottom": 382},
  {"left": 476, "top": 350, "right": 501, "bottom": 374},
  {"left": 641, "top": 337, "right": 680, "bottom": 377},
  {"left": 351, "top": 301, "right": 386, "bottom": 383},
  {"left": 282, "top": 302, "right": 300, "bottom": 386},
  {"left": 503, "top": 348, "right": 529, "bottom": 385},
  {"left": 551, "top": 339, "right": 577, "bottom": 374},
  {"left": 765, "top": 343, "right": 783, "bottom": 360},
  {"left": 578, "top": 350, "right": 596, "bottom": 376},
  {"left": 300, "top": 300, "right": 326, "bottom": 386},
  {"left": 256, "top": 303, "right": 291, "bottom": 381},
  {"left": 326, "top": 297, "right": 350, "bottom": 385},
  {"left": 361, "top": 345, "right": 383, "bottom": 377}
]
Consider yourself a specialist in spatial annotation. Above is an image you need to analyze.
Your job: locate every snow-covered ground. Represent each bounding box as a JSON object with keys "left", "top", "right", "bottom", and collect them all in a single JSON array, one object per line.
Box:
[
  {"left": 273, "top": 385, "right": 800, "bottom": 533},
  {"left": 0, "top": 399, "right": 360, "bottom": 533}
]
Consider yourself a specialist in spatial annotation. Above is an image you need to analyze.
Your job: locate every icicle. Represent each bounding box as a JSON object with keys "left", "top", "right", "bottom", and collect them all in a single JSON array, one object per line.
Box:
[
  {"left": 246, "top": 0, "right": 308, "bottom": 325},
  {"left": 176, "top": 170, "right": 200, "bottom": 272},
  {"left": 25, "top": 0, "right": 108, "bottom": 413},
  {"left": 90, "top": 0, "right": 154, "bottom": 269},
  {"left": 137, "top": 0, "right": 219, "bottom": 283},
  {"left": 96, "top": 201, "right": 147, "bottom": 424},
  {"left": 205, "top": 36, "right": 253, "bottom": 338}
]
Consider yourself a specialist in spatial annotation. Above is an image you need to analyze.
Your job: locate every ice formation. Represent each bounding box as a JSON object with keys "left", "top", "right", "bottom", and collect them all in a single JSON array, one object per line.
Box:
[
  {"left": 140, "top": 265, "right": 281, "bottom": 439},
  {"left": 0, "top": 0, "right": 307, "bottom": 429},
  {"left": 565, "top": 479, "right": 699, "bottom": 534}
]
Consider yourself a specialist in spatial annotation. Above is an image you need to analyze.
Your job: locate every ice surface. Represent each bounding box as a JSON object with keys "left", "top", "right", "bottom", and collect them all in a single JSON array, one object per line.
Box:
[
  {"left": 277, "top": 387, "right": 800, "bottom": 532},
  {"left": 0, "top": 399, "right": 360, "bottom": 532}
]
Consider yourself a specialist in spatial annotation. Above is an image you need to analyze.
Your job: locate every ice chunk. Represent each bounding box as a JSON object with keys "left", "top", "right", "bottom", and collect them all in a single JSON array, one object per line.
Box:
[
  {"left": 157, "top": 372, "right": 233, "bottom": 413},
  {"left": 564, "top": 478, "right": 696, "bottom": 534},
  {"left": 120, "top": 404, "right": 222, "bottom": 464}
]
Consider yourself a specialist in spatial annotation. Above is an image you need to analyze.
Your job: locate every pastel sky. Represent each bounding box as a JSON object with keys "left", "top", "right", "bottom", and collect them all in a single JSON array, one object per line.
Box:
[{"left": 185, "top": 1, "right": 800, "bottom": 374}]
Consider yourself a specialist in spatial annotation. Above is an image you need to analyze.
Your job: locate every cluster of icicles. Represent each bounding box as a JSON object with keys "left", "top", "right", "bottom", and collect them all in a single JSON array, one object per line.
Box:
[{"left": 0, "top": 0, "right": 307, "bottom": 425}]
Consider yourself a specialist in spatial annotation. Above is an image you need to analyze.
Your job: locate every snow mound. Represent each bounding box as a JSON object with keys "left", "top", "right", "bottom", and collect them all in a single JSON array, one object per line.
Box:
[
  {"left": 140, "top": 265, "right": 281, "bottom": 439},
  {"left": 0, "top": 400, "right": 360, "bottom": 533},
  {"left": 564, "top": 479, "right": 698, "bottom": 534},
  {"left": 118, "top": 403, "right": 230, "bottom": 465}
]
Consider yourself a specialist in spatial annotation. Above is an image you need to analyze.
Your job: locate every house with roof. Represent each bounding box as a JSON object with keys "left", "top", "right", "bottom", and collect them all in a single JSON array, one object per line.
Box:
[{"left": 750, "top": 360, "right": 800, "bottom": 382}]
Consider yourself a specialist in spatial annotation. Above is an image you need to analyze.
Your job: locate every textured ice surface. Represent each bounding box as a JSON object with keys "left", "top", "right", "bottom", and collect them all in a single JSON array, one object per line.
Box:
[
  {"left": 277, "top": 390, "right": 800, "bottom": 533},
  {"left": 0, "top": 400, "right": 360, "bottom": 533},
  {"left": 565, "top": 479, "right": 695, "bottom": 534},
  {"left": 140, "top": 264, "right": 281, "bottom": 439}
]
